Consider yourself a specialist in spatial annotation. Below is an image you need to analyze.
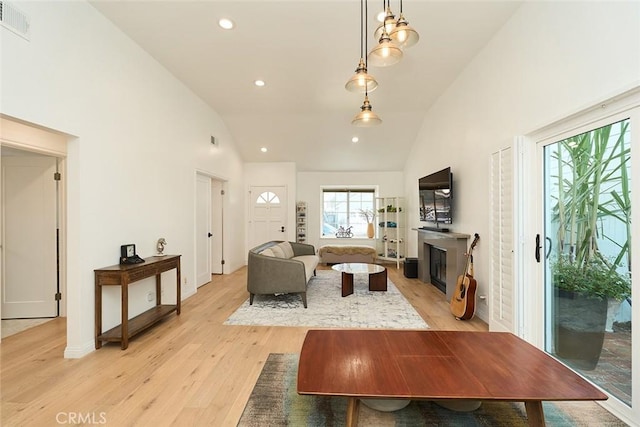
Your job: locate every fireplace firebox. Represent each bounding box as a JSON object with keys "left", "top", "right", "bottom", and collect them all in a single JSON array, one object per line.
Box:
[
  {"left": 416, "top": 229, "right": 470, "bottom": 301},
  {"left": 429, "top": 246, "right": 447, "bottom": 293}
]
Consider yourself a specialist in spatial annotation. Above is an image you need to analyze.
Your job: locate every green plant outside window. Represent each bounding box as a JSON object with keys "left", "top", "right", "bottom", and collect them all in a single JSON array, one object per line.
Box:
[
  {"left": 549, "top": 119, "right": 631, "bottom": 300},
  {"left": 545, "top": 118, "right": 631, "bottom": 403}
]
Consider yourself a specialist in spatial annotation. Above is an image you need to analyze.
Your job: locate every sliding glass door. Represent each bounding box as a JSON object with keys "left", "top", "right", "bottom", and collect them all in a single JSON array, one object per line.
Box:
[{"left": 541, "top": 118, "right": 632, "bottom": 407}]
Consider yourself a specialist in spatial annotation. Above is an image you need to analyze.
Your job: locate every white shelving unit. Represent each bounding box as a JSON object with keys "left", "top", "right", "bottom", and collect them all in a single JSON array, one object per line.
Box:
[
  {"left": 376, "top": 197, "right": 405, "bottom": 268},
  {"left": 296, "top": 201, "right": 307, "bottom": 243}
]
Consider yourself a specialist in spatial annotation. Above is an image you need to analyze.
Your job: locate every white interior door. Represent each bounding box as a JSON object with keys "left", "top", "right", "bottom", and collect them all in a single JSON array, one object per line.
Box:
[
  {"left": 249, "top": 186, "right": 287, "bottom": 249},
  {"left": 2, "top": 156, "right": 58, "bottom": 318},
  {"left": 211, "top": 180, "right": 223, "bottom": 275},
  {"left": 195, "top": 173, "right": 212, "bottom": 287}
]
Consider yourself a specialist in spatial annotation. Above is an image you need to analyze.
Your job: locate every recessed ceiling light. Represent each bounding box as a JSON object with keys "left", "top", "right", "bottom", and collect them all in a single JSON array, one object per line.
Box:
[
  {"left": 218, "top": 18, "right": 234, "bottom": 30},
  {"left": 261, "top": 147, "right": 267, "bottom": 153},
  {"left": 352, "top": 137, "right": 359, "bottom": 143},
  {"left": 254, "top": 80, "right": 265, "bottom": 87}
]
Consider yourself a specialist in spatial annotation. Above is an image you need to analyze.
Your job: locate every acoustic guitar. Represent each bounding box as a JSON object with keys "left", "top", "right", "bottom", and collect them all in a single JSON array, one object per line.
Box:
[{"left": 450, "top": 233, "right": 479, "bottom": 320}]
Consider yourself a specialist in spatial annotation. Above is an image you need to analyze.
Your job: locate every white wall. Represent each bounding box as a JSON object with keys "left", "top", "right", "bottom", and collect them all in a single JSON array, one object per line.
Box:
[
  {"left": 1, "top": 1, "right": 245, "bottom": 357},
  {"left": 404, "top": 2, "right": 640, "bottom": 322},
  {"left": 298, "top": 171, "right": 404, "bottom": 251}
]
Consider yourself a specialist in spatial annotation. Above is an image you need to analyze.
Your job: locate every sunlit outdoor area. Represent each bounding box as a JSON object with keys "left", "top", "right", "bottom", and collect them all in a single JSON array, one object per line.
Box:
[{"left": 544, "top": 119, "right": 632, "bottom": 406}]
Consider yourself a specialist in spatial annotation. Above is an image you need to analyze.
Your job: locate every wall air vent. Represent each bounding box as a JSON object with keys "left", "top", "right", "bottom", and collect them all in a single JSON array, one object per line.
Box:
[{"left": 0, "top": 1, "right": 30, "bottom": 40}]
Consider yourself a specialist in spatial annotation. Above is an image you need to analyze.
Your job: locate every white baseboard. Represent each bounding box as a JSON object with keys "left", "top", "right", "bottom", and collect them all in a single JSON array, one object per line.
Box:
[{"left": 64, "top": 341, "right": 95, "bottom": 359}]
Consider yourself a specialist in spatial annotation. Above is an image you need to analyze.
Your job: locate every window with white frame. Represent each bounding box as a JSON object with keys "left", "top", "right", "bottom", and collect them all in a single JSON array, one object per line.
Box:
[{"left": 322, "top": 188, "right": 375, "bottom": 238}]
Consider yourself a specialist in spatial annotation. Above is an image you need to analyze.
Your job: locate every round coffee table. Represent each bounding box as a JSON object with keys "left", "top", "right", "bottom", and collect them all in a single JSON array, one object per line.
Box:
[{"left": 331, "top": 263, "right": 387, "bottom": 297}]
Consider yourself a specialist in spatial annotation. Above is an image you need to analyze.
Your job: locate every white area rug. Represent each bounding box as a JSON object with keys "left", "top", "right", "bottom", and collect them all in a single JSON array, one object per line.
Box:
[{"left": 224, "top": 270, "right": 428, "bottom": 329}]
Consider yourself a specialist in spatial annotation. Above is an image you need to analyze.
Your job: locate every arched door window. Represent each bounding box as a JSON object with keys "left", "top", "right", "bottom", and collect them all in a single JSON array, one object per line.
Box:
[{"left": 256, "top": 191, "right": 280, "bottom": 204}]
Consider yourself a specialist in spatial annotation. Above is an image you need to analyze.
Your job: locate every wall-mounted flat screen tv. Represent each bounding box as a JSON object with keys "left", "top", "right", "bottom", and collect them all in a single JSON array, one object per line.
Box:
[{"left": 419, "top": 167, "right": 453, "bottom": 224}]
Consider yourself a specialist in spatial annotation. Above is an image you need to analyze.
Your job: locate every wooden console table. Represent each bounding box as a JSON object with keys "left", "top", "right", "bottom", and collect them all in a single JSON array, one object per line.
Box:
[{"left": 95, "top": 255, "right": 181, "bottom": 350}]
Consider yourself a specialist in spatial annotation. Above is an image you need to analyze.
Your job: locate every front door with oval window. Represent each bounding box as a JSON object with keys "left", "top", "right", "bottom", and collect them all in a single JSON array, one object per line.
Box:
[{"left": 249, "top": 186, "right": 287, "bottom": 248}]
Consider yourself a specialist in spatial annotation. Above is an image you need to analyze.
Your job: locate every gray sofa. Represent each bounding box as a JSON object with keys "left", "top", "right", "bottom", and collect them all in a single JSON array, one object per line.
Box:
[{"left": 247, "top": 241, "right": 320, "bottom": 308}]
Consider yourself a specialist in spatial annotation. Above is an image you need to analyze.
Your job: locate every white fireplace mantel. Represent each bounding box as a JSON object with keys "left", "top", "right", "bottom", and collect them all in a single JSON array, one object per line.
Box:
[{"left": 414, "top": 229, "right": 470, "bottom": 301}]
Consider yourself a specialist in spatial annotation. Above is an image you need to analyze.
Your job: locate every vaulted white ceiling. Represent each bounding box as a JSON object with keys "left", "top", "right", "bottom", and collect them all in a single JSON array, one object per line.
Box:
[{"left": 90, "top": 0, "right": 521, "bottom": 171}]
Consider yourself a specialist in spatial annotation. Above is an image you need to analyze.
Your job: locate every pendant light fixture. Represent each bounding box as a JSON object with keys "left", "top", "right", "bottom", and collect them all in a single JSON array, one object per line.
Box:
[
  {"left": 368, "top": 27, "right": 403, "bottom": 67},
  {"left": 352, "top": 94, "right": 382, "bottom": 126},
  {"left": 351, "top": 0, "right": 381, "bottom": 126},
  {"left": 368, "top": 0, "right": 403, "bottom": 67},
  {"left": 345, "top": 0, "right": 378, "bottom": 93},
  {"left": 373, "top": 3, "right": 397, "bottom": 42},
  {"left": 389, "top": 0, "right": 419, "bottom": 48}
]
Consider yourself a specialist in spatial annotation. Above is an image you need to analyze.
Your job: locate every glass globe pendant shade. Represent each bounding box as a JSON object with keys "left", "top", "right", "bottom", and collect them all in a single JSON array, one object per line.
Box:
[
  {"left": 352, "top": 95, "right": 382, "bottom": 127},
  {"left": 368, "top": 30, "right": 403, "bottom": 67},
  {"left": 390, "top": 14, "right": 419, "bottom": 48},
  {"left": 373, "top": 9, "right": 397, "bottom": 41},
  {"left": 345, "top": 58, "right": 378, "bottom": 93}
]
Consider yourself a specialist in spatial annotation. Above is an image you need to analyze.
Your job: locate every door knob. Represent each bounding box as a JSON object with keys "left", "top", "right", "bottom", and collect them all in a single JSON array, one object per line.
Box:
[{"left": 208, "top": 232, "right": 213, "bottom": 238}]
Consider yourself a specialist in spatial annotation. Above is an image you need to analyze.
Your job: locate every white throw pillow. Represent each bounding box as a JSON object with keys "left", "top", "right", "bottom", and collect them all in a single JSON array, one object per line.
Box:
[
  {"left": 270, "top": 245, "right": 286, "bottom": 258},
  {"left": 277, "top": 242, "right": 295, "bottom": 258},
  {"left": 260, "top": 248, "right": 275, "bottom": 257}
]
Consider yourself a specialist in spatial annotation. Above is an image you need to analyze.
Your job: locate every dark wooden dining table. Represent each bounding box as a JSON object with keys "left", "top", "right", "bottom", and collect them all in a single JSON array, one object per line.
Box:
[{"left": 297, "top": 329, "right": 607, "bottom": 426}]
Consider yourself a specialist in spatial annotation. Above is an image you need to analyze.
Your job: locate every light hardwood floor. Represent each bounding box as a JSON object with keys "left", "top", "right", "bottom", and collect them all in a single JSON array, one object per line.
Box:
[{"left": 1, "top": 264, "right": 487, "bottom": 427}]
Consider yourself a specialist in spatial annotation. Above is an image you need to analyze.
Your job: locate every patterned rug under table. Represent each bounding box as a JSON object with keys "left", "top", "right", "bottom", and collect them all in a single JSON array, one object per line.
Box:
[{"left": 237, "top": 353, "right": 627, "bottom": 427}]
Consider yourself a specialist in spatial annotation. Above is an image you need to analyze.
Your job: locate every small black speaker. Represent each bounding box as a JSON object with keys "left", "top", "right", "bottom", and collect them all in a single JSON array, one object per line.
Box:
[{"left": 404, "top": 258, "right": 418, "bottom": 278}]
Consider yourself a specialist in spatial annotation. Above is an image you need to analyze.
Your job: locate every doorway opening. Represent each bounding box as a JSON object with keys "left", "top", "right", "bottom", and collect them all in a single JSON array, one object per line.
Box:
[
  {"left": 195, "top": 172, "right": 225, "bottom": 288},
  {"left": 0, "top": 118, "right": 68, "bottom": 340}
]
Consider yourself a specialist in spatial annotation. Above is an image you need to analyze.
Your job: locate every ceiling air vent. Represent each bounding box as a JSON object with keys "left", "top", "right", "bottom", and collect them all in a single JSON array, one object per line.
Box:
[{"left": 0, "top": 1, "right": 30, "bottom": 40}]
